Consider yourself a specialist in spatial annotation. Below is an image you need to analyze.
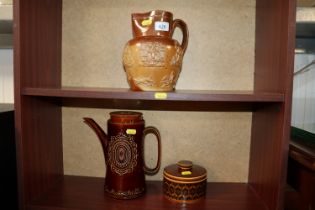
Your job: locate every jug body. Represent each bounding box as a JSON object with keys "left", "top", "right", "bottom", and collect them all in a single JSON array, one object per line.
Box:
[
  {"left": 85, "top": 111, "right": 161, "bottom": 199},
  {"left": 123, "top": 10, "right": 188, "bottom": 91},
  {"left": 123, "top": 36, "right": 183, "bottom": 91}
]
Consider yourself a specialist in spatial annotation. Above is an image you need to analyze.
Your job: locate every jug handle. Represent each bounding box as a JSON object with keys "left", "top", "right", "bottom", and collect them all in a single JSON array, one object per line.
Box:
[
  {"left": 142, "top": 126, "right": 161, "bottom": 175},
  {"left": 171, "top": 19, "right": 189, "bottom": 54}
]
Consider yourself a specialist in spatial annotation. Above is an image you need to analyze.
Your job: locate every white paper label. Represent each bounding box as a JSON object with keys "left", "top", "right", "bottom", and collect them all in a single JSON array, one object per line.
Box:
[{"left": 155, "top": 21, "right": 169, "bottom": 31}]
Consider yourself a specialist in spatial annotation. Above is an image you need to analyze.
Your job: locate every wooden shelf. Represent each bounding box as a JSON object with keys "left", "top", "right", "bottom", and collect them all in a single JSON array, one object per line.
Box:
[
  {"left": 21, "top": 87, "right": 284, "bottom": 111},
  {"left": 22, "top": 87, "right": 284, "bottom": 102},
  {"left": 29, "top": 176, "right": 268, "bottom": 210}
]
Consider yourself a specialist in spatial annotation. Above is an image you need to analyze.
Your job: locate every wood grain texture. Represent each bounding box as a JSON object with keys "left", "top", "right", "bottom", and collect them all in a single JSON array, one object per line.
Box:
[
  {"left": 254, "top": 0, "right": 295, "bottom": 93},
  {"left": 22, "top": 87, "right": 285, "bottom": 111},
  {"left": 250, "top": 0, "right": 296, "bottom": 209},
  {"left": 17, "top": 0, "right": 62, "bottom": 88},
  {"left": 14, "top": 0, "right": 63, "bottom": 209},
  {"left": 287, "top": 157, "right": 315, "bottom": 210},
  {"left": 28, "top": 176, "right": 268, "bottom": 210},
  {"left": 22, "top": 87, "right": 285, "bottom": 102},
  {"left": 17, "top": 97, "right": 63, "bottom": 206},
  {"left": 249, "top": 104, "right": 284, "bottom": 209}
]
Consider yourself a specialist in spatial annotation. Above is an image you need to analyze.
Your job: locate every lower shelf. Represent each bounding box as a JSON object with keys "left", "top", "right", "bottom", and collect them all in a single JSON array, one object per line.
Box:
[{"left": 28, "top": 176, "right": 268, "bottom": 210}]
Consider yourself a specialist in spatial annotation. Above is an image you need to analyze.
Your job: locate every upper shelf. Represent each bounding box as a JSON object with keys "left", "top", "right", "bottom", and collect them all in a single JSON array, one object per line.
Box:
[
  {"left": 22, "top": 87, "right": 284, "bottom": 102},
  {"left": 21, "top": 87, "right": 284, "bottom": 111}
]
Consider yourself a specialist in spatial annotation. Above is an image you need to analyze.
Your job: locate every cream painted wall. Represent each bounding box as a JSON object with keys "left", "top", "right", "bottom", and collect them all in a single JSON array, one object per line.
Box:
[{"left": 62, "top": 0, "right": 255, "bottom": 182}]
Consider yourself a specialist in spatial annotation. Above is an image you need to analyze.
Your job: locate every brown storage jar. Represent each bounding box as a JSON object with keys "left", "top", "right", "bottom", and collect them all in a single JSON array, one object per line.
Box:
[{"left": 163, "top": 160, "right": 207, "bottom": 203}]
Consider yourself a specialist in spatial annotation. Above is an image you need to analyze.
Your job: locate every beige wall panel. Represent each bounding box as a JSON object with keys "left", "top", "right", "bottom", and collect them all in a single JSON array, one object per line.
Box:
[
  {"left": 62, "top": 0, "right": 255, "bottom": 182},
  {"left": 62, "top": 0, "right": 255, "bottom": 90},
  {"left": 63, "top": 108, "right": 252, "bottom": 182}
]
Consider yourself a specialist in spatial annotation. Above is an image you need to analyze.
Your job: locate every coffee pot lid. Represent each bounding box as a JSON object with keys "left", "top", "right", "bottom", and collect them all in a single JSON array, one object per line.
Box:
[
  {"left": 110, "top": 111, "right": 142, "bottom": 117},
  {"left": 109, "top": 111, "right": 143, "bottom": 123}
]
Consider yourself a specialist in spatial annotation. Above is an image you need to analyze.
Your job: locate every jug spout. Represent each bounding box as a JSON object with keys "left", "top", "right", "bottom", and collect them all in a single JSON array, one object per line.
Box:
[
  {"left": 131, "top": 10, "right": 174, "bottom": 38},
  {"left": 83, "top": 118, "right": 108, "bottom": 161}
]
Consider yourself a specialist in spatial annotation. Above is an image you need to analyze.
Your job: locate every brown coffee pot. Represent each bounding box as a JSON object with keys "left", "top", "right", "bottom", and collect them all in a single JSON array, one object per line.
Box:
[
  {"left": 83, "top": 111, "right": 161, "bottom": 199},
  {"left": 122, "top": 10, "right": 189, "bottom": 91}
]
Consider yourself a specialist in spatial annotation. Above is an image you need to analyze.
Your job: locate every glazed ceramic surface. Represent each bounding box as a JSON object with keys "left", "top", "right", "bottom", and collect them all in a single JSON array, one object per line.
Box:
[
  {"left": 122, "top": 10, "right": 188, "bottom": 91},
  {"left": 163, "top": 160, "right": 207, "bottom": 203},
  {"left": 83, "top": 111, "right": 161, "bottom": 199}
]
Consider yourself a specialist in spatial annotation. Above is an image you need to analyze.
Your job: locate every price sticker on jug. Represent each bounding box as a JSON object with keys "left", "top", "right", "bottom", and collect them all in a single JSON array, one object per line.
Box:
[{"left": 155, "top": 21, "right": 169, "bottom": 31}]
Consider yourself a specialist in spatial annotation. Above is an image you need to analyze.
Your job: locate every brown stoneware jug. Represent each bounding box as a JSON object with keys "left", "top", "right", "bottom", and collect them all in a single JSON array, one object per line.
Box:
[
  {"left": 122, "top": 10, "right": 189, "bottom": 91},
  {"left": 83, "top": 111, "right": 161, "bottom": 199}
]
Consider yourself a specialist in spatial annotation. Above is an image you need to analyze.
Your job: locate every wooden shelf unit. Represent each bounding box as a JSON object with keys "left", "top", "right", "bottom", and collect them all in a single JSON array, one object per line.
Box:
[{"left": 14, "top": 0, "right": 296, "bottom": 210}]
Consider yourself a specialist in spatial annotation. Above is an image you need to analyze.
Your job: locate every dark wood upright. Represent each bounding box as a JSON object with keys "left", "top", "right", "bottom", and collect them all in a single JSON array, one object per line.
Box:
[{"left": 14, "top": 0, "right": 296, "bottom": 210}]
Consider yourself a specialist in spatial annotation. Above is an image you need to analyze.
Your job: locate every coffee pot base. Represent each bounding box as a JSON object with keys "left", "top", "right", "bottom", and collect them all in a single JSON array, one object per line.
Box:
[{"left": 105, "top": 185, "right": 145, "bottom": 199}]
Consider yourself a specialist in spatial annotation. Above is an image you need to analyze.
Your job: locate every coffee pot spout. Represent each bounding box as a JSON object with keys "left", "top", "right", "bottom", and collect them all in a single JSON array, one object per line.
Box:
[{"left": 83, "top": 117, "right": 108, "bottom": 162}]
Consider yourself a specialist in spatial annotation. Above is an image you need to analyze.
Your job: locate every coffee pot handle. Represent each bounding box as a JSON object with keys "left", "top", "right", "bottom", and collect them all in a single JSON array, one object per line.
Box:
[
  {"left": 142, "top": 126, "right": 161, "bottom": 175},
  {"left": 171, "top": 19, "right": 189, "bottom": 54}
]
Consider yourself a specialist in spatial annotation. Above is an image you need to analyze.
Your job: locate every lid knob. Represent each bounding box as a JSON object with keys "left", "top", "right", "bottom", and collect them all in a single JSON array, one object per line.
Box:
[{"left": 177, "top": 160, "right": 193, "bottom": 171}]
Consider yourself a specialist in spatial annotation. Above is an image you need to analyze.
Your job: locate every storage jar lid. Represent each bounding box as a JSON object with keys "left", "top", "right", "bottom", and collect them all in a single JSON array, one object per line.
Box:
[{"left": 163, "top": 160, "right": 207, "bottom": 183}]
